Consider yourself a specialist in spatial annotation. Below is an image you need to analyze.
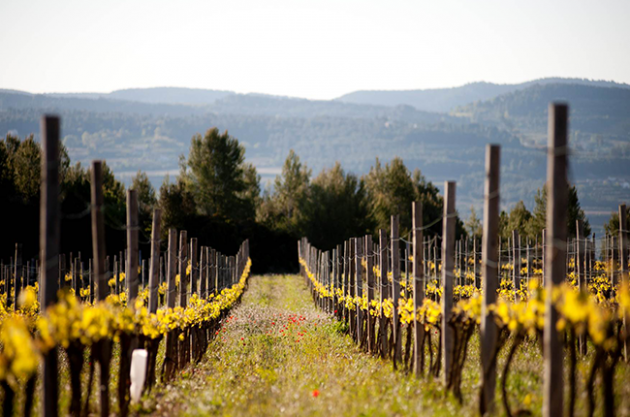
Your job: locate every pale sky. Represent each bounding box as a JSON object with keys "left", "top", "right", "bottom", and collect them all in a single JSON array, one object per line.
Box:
[{"left": 1, "top": 0, "right": 629, "bottom": 100}]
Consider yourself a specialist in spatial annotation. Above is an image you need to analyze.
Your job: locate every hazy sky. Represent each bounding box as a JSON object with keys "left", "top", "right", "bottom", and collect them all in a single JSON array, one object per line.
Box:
[{"left": 1, "top": 0, "right": 629, "bottom": 100}]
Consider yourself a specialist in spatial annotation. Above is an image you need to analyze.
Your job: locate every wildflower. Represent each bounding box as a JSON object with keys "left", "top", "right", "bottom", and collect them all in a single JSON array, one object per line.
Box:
[{"left": 312, "top": 389, "right": 320, "bottom": 398}]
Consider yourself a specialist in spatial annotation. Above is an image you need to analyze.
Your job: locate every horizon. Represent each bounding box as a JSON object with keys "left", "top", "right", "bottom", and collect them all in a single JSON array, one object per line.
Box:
[
  {"left": 4, "top": 75, "right": 629, "bottom": 102},
  {"left": 2, "top": 0, "right": 629, "bottom": 100}
]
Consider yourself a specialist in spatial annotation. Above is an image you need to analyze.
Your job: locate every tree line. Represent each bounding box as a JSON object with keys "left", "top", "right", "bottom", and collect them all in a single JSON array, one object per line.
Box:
[{"left": 0, "top": 127, "right": 606, "bottom": 271}]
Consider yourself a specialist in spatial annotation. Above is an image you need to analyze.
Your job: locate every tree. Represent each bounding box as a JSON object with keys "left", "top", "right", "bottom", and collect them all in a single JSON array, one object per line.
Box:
[
  {"left": 363, "top": 157, "right": 463, "bottom": 238},
  {"left": 529, "top": 185, "right": 591, "bottom": 238},
  {"left": 504, "top": 201, "right": 532, "bottom": 240},
  {"left": 364, "top": 157, "right": 415, "bottom": 236},
  {"left": 159, "top": 175, "right": 195, "bottom": 238},
  {"left": 263, "top": 150, "right": 311, "bottom": 235},
  {"left": 305, "top": 162, "right": 372, "bottom": 249},
  {"left": 465, "top": 206, "right": 482, "bottom": 239},
  {"left": 131, "top": 171, "right": 158, "bottom": 236},
  {"left": 183, "top": 128, "right": 255, "bottom": 222},
  {"left": 604, "top": 209, "right": 630, "bottom": 237}
]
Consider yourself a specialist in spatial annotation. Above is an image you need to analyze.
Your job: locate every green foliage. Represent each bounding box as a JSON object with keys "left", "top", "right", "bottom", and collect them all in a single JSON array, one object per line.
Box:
[
  {"left": 183, "top": 127, "right": 257, "bottom": 222},
  {"left": 604, "top": 209, "right": 630, "bottom": 237},
  {"left": 158, "top": 175, "right": 196, "bottom": 238},
  {"left": 363, "top": 157, "right": 462, "bottom": 238},
  {"left": 465, "top": 206, "right": 482, "bottom": 239},
  {"left": 258, "top": 150, "right": 312, "bottom": 236},
  {"left": 529, "top": 185, "right": 591, "bottom": 238},
  {"left": 131, "top": 170, "right": 158, "bottom": 235},
  {"left": 304, "top": 162, "right": 372, "bottom": 249},
  {"left": 502, "top": 201, "right": 532, "bottom": 241}
]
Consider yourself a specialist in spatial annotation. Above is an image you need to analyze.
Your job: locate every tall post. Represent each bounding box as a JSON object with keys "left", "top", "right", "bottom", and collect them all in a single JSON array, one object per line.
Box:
[
  {"left": 412, "top": 201, "right": 424, "bottom": 377},
  {"left": 199, "top": 247, "right": 207, "bottom": 298},
  {"left": 91, "top": 160, "right": 111, "bottom": 417},
  {"left": 366, "top": 236, "right": 375, "bottom": 352},
  {"left": 480, "top": 144, "right": 501, "bottom": 414},
  {"left": 166, "top": 230, "right": 178, "bottom": 308},
  {"left": 179, "top": 231, "right": 188, "bottom": 307},
  {"left": 441, "top": 181, "right": 456, "bottom": 386},
  {"left": 379, "top": 230, "right": 389, "bottom": 358},
  {"left": 13, "top": 243, "right": 22, "bottom": 307},
  {"left": 190, "top": 238, "right": 198, "bottom": 296},
  {"left": 513, "top": 230, "right": 520, "bottom": 297},
  {"left": 391, "top": 216, "right": 402, "bottom": 366},
  {"left": 620, "top": 204, "right": 628, "bottom": 361},
  {"left": 355, "top": 238, "right": 364, "bottom": 346},
  {"left": 543, "top": 103, "right": 568, "bottom": 417},
  {"left": 40, "top": 115, "right": 60, "bottom": 417},
  {"left": 148, "top": 209, "right": 161, "bottom": 314},
  {"left": 126, "top": 189, "right": 139, "bottom": 301}
]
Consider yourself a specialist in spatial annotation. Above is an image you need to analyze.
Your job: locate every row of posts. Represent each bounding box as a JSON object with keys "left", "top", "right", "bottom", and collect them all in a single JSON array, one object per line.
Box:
[
  {"left": 299, "top": 103, "right": 629, "bottom": 416},
  {"left": 35, "top": 114, "right": 249, "bottom": 417}
]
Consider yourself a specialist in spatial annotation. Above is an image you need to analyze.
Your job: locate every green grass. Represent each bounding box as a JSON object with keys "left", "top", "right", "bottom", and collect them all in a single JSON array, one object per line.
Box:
[{"left": 136, "top": 275, "right": 630, "bottom": 417}]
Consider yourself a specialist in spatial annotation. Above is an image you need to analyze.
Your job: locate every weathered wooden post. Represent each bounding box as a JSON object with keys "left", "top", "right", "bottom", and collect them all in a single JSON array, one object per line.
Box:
[
  {"left": 391, "top": 216, "right": 403, "bottom": 367},
  {"left": 355, "top": 238, "right": 364, "bottom": 346},
  {"left": 379, "top": 229, "right": 389, "bottom": 358},
  {"left": 91, "top": 160, "right": 111, "bottom": 417},
  {"left": 366, "top": 236, "right": 375, "bottom": 352},
  {"left": 412, "top": 201, "right": 424, "bottom": 377},
  {"left": 148, "top": 209, "right": 161, "bottom": 314},
  {"left": 179, "top": 231, "right": 188, "bottom": 308},
  {"left": 480, "top": 144, "right": 501, "bottom": 414},
  {"left": 40, "top": 115, "right": 60, "bottom": 417},
  {"left": 348, "top": 239, "right": 356, "bottom": 336},
  {"left": 163, "top": 229, "right": 178, "bottom": 381},
  {"left": 620, "top": 204, "right": 628, "bottom": 361},
  {"left": 512, "top": 230, "right": 520, "bottom": 297},
  {"left": 14, "top": 243, "right": 22, "bottom": 307},
  {"left": 441, "top": 182, "right": 456, "bottom": 385},
  {"left": 127, "top": 189, "right": 139, "bottom": 301},
  {"left": 190, "top": 238, "right": 198, "bottom": 297},
  {"left": 542, "top": 229, "right": 547, "bottom": 285},
  {"left": 543, "top": 103, "right": 568, "bottom": 417}
]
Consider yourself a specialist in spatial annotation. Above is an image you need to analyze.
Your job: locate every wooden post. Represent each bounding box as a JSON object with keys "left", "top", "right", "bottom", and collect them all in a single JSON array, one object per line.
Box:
[
  {"left": 379, "top": 230, "right": 389, "bottom": 358},
  {"left": 148, "top": 209, "right": 161, "bottom": 314},
  {"left": 543, "top": 102, "right": 568, "bottom": 417},
  {"left": 348, "top": 239, "right": 356, "bottom": 336},
  {"left": 473, "top": 238, "right": 479, "bottom": 288},
  {"left": 441, "top": 181, "right": 456, "bottom": 386},
  {"left": 542, "top": 229, "right": 547, "bottom": 285},
  {"left": 355, "top": 237, "right": 364, "bottom": 345},
  {"left": 199, "top": 247, "right": 207, "bottom": 298},
  {"left": 412, "top": 201, "right": 424, "bottom": 377},
  {"left": 72, "top": 257, "right": 80, "bottom": 296},
  {"left": 512, "top": 230, "right": 520, "bottom": 297},
  {"left": 126, "top": 189, "right": 139, "bottom": 301},
  {"left": 480, "top": 144, "right": 501, "bottom": 414},
  {"left": 366, "top": 236, "right": 375, "bottom": 352},
  {"left": 179, "top": 231, "right": 188, "bottom": 307},
  {"left": 190, "top": 238, "right": 198, "bottom": 296},
  {"left": 620, "top": 204, "right": 628, "bottom": 361},
  {"left": 391, "top": 215, "right": 403, "bottom": 366},
  {"left": 91, "top": 160, "right": 111, "bottom": 417},
  {"left": 40, "top": 115, "right": 60, "bottom": 417},
  {"left": 14, "top": 243, "right": 22, "bottom": 307},
  {"left": 576, "top": 221, "right": 585, "bottom": 290},
  {"left": 163, "top": 229, "right": 178, "bottom": 381}
]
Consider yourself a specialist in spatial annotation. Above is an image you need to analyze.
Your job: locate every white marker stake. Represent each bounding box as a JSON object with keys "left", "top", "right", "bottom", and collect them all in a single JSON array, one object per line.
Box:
[{"left": 130, "top": 349, "right": 148, "bottom": 403}]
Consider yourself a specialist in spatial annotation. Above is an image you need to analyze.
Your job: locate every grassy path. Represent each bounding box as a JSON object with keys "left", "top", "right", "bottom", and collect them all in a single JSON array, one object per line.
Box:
[{"left": 139, "top": 275, "right": 472, "bottom": 416}]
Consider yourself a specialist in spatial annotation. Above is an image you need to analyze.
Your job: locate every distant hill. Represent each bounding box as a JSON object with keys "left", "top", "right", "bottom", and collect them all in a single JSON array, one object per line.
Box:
[
  {"left": 107, "top": 87, "right": 235, "bottom": 105},
  {"left": 42, "top": 87, "right": 236, "bottom": 105},
  {"left": 1, "top": 79, "right": 629, "bottom": 236},
  {"left": 453, "top": 83, "right": 630, "bottom": 147},
  {"left": 337, "top": 78, "right": 630, "bottom": 113}
]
